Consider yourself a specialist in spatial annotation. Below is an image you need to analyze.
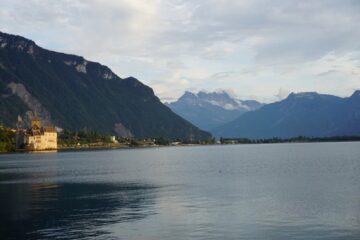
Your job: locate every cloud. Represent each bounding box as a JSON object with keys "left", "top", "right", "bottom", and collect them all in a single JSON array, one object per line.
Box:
[
  {"left": 316, "top": 70, "right": 339, "bottom": 77},
  {"left": 275, "top": 88, "right": 291, "bottom": 100},
  {"left": 0, "top": 0, "right": 360, "bottom": 102}
]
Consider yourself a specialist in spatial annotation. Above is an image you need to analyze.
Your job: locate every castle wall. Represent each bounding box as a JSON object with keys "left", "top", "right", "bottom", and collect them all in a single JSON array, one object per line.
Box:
[{"left": 26, "top": 132, "right": 57, "bottom": 151}]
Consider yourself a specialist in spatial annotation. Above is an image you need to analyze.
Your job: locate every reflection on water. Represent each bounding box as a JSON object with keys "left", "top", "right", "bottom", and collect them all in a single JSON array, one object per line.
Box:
[
  {"left": 0, "top": 143, "right": 360, "bottom": 239},
  {"left": 0, "top": 180, "right": 156, "bottom": 239}
]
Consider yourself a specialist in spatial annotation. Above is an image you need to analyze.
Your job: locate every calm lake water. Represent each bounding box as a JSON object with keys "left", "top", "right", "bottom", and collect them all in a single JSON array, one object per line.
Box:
[{"left": 0, "top": 143, "right": 359, "bottom": 240}]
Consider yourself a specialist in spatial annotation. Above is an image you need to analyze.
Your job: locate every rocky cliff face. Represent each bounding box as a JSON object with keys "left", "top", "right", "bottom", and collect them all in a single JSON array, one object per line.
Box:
[{"left": 0, "top": 31, "right": 211, "bottom": 140}]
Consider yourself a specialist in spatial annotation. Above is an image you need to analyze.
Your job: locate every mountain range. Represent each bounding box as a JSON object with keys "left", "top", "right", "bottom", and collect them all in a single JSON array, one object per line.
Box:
[
  {"left": 1, "top": 31, "right": 359, "bottom": 141},
  {"left": 214, "top": 91, "right": 360, "bottom": 139},
  {"left": 166, "top": 91, "right": 263, "bottom": 131},
  {"left": 0, "top": 31, "right": 210, "bottom": 140}
]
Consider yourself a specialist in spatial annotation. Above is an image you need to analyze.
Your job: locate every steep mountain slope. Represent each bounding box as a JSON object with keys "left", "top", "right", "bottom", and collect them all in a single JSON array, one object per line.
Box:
[
  {"left": 214, "top": 92, "right": 360, "bottom": 139},
  {"left": 333, "top": 90, "right": 360, "bottom": 135},
  {"left": 0, "top": 31, "right": 210, "bottom": 140},
  {"left": 166, "top": 91, "right": 263, "bottom": 131}
]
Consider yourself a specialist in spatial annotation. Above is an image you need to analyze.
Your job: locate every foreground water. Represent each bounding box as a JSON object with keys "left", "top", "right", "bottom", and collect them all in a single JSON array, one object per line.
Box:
[{"left": 0, "top": 143, "right": 359, "bottom": 240}]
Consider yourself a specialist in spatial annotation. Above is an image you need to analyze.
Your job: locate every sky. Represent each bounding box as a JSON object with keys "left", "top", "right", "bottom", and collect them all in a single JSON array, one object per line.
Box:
[{"left": 1, "top": 0, "right": 360, "bottom": 102}]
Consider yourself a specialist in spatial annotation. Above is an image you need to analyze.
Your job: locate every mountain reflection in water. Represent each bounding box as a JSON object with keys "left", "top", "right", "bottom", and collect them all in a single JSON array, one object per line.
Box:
[{"left": 0, "top": 180, "right": 157, "bottom": 239}]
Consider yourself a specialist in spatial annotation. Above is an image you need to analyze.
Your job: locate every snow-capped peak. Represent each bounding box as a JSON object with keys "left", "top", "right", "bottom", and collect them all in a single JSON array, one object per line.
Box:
[{"left": 177, "top": 90, "right": 263, "bottom": 111}]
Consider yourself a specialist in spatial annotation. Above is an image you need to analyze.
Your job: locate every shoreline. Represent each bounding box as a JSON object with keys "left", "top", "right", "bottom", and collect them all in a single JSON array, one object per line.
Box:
[{"left": 1, "top": 139, "right": 360, "bottom": 154}]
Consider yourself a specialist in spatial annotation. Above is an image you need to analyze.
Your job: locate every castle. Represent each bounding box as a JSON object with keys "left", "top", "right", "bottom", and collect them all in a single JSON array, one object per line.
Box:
[{"left": 17, "top": 117, "right": 58, "bottom": 151}]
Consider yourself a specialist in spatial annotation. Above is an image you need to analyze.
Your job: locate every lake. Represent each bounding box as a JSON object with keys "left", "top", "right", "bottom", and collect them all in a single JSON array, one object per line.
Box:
[{"left": 0, "top": 143, "right": 359, "bottom": 239}]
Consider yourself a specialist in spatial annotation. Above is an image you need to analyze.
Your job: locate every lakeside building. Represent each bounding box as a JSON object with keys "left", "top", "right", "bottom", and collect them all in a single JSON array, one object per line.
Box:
[{"left": 16, "top": 117, "right": 58, "bottom": 151}]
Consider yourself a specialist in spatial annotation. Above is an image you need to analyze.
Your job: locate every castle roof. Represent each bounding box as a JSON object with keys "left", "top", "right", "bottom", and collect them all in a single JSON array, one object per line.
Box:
[
  {"left": 32, "top": 116, "right": 41, "bottom": 121},
  {"left": 44, "top": 127, "right": 57, "bottom": 133}
]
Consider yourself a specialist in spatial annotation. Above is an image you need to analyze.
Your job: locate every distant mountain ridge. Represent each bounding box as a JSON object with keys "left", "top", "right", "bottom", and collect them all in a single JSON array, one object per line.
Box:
[
  {"left": 166, "top": 90, "right": 263, "bottom": 131},
  {"left": 214, "top": 91, "right": 360, "bottom": 139},
  {"left": 0, "top": 31, "right": 210, "bottom": 140}
]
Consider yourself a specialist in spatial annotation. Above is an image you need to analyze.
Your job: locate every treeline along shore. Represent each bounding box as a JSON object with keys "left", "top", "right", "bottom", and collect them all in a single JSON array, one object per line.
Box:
[
  {"left": 0, "top": 126, "right": 215, "bottom": 153},
  {"left": 1, "top": 126, "right": 360, "bottom": 153},
  {"left": 220, "top": 136, "right": 360, "bottom": 144}
]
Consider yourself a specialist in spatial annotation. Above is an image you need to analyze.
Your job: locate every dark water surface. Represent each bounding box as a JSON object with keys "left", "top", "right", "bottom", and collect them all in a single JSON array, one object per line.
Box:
[{"left": 0, "top": 143, "right": 359, "bottom": 239}]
